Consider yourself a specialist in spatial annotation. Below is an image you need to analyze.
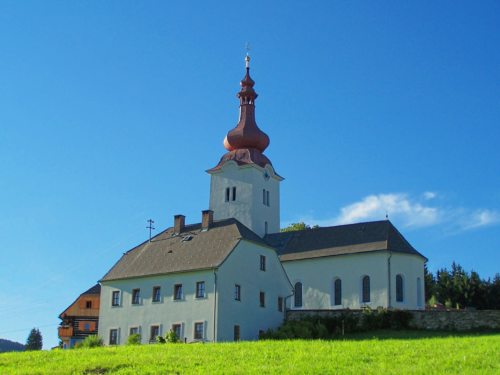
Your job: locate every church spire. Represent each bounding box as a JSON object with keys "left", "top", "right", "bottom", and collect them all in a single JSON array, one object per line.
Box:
[
  {"left": 209, "top": 54, "right": 274, "bottom": 172},
  {"left": 223, "top": 54, "right": 270, "bottom": 153}
]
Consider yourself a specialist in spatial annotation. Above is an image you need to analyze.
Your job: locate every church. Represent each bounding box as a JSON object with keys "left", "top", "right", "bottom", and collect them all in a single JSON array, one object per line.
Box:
[{"left": 97, "top": 55, "right": 427, "bottom": 345}]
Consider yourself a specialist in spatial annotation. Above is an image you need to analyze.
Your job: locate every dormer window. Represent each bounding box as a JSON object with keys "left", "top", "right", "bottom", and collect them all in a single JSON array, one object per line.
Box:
[
  {"left": 232, "top": 187, "right": 236, "bottom": 201},
  {"left": 225, "top": 188, "right": 230, "bottom": 202}
]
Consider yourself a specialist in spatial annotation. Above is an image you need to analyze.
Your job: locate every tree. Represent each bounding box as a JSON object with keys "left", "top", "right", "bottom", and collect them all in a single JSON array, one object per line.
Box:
[
  {"left": 281, "top": 222, "right": 319, "bottom": 232},
  {"left": 424, "top": 264, "right": 436, "bottom": 303},
  {"left": 25, "top": 328, "right": 42, "bottom": 351}
]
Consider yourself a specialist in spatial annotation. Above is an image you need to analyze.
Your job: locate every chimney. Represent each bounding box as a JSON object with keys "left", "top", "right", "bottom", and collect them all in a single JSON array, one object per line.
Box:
[
  {"left": 174, "top": 214, "right": 185, "bottom": 234},
  {"left": 201, "top": 210, "right": 214, "bottom": 231}
]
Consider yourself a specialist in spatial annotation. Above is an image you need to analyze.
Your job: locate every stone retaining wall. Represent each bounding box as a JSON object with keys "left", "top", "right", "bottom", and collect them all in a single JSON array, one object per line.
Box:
[{"left": 287, "top": 309, "right": 500, "bottom": 331}]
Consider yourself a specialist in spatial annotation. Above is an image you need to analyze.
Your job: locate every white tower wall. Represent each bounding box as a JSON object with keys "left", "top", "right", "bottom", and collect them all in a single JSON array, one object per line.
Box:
[{"left": 208, "top": 161, "right": 282, "bottom": 237}]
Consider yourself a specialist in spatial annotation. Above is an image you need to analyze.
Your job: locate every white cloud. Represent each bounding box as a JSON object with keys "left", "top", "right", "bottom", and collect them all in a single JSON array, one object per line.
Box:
[
  {"left": 460, "top": 209, "right": 500, "bottom": 230},
  {"left": 423, "top": 191, "right": 437, "bottom": 200},
  {"left": 287, "top": 192, "right": 500, "bottom": 233},
  {"left": 334, "top": 193, "right": 440, "bottom": 228}
]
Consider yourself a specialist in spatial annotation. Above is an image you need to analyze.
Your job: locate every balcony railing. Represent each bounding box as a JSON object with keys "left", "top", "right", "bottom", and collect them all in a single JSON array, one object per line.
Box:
[{"left": 58, "top": 326, "right": 73, "bottom": 338}]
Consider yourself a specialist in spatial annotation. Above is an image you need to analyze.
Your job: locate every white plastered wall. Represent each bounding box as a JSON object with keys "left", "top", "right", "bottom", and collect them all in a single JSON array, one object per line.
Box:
[
  {"left": 389, "top": 253, "right": 426, "bottom": 310},
  {"left": 216, "top": 240, "right": 292, "bottom": 341},
  {"left": 208, "top": 161, "right": 281, "bottom": 237},
  {"left": 283, "top": 251, "right": 426, "bottom": 310},
  {"left": 99, "top": 269, "right": 215, "bottom": 345}
]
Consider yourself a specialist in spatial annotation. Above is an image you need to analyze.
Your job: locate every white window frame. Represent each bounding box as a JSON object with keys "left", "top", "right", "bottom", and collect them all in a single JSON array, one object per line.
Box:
[
  {"left": 361, "top": 275, "right": 371, "bottom": 304},
  {"left": 131, "top": 288, "right": 141, "bottom": 305},
  {"left": 173, "top": 284, "right": 183, "bottom": 301},
  {"left": 111, "top": 290, "right": 121, "bottom": 307},
  {"left": 109, "top": 328, "right": 119, "bottom": 345},
  {"left": 396, "top": 274, "right": 405, "bottom": 303},
  {"left": 194, "top": 322, "right": 204, "bottom": 341},
  {"left": 152, "top": 286, "right": 161, "bottom": 303},
  {"left": 294, "top": 281, "right": 303, "bottom": 308},
  {"left": 149, "top": 324, "right": 161, "bottom": 343},
  {"left": 195, "top": 281, "right": 206, "bottom": 299},
  {"left": 234, "top": 284, "right": 241, "bottom": 301},
  {"left": 171, "top": 323, "right": 184, "bottom": 341}
]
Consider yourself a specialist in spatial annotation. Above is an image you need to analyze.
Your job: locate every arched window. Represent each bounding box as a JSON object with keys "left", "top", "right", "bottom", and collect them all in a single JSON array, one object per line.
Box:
[
  {"left": 294, "top": 282, "right": 303, "bottom": 308},
  {"left": 396, "top": 274, "right": 404, "bottom": 302},
  {"left": 417, "top": 277, "right": 423, "bottom": 307},
  {"left": 334, "top": 279, "right": 342, "bottom": 306},
  {"left": 362, "top": 276, "right": 370, "bottom": 303}
]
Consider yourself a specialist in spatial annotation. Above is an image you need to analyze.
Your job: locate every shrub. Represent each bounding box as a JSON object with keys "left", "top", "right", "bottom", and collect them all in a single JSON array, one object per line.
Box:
[
  {"left": 127, "top": 334, "right": 141, "bottom": 345},
  {"left": 79, "top": 335, "right": 103, "bottom": 349},
  {"left": 264, "top": 309, "right": 414, "bottom": 340},
  {"left": 156, "top": 335, "right": 166, "bottom": 344},
  {"left": 165, "top": 329, "right": 180, "bottom": 343}
]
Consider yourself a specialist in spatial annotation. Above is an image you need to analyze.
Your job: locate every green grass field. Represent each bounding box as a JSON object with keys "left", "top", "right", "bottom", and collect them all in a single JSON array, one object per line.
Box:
[{"left": 1, "top": 331, "right": 499, "bottom": 374}]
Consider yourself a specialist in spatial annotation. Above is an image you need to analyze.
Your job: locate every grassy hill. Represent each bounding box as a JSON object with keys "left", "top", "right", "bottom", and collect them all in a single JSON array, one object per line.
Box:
[{"left": 0, "top": 331, "right": 498, "bottom": 374}]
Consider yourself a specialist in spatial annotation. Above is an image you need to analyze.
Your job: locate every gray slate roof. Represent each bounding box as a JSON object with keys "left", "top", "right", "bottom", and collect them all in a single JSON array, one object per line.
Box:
[
  {"left": 264, "top": 220, "right": 426, "bottom": 262},
  {"left": 101, "top": 218, "right": 268, "bottom": 282},
  {"left": 82, "top": 284, "right": 101, "bottom": 295}
]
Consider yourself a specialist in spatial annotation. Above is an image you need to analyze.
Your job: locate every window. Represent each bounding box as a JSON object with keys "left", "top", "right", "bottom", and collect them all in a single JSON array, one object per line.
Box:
[
  {"left": 85, "top": 300, "right": 92, "bottom": 309},
  {"left": 260, "top": 255, "right": 266, "bottom": 271},
  {"left": 234, "top": 284, "right": 241, "bottom": 301},
  {"left": 84, "top": 323, "right": 90, "bottom": 331},
  {"left": 234, "top": 325, "right": 240, "bottom": 341},
  {"left": 132, "top": 288, "right": 140, "bottom": 305},
  {"left": 264, "top": 221, "right": 268, "bottom": 235},
  {"left": 194, "top": 322, "right": 204, "bottom": 340},
  {"left": 396, "top": 274, "right": 404, "bottom": 302},
  {"left": 150, "top": 325, "right": 160, "bottom": 342},
  {"left": 109, "top": 329, "right": 118, "bottom": 345},
  {"left": 225, "top": 187, "right": 230, "bottom": 202},
  {"left": 362, "top": 276, "right": 371, "bottom": 303},
  {"left": 294, "top": 282, "right": 303, "bottom": 308},
  {"left": 263, "top": 189, "right": 270, "bottom": 206},
  {"left": 196, "top": 281, "right": 205, "bottom": 298},
  {"left": 152, "top": 286, "right": 161, "bottom": 303},
  {"left": 174, "top": 284, "right": 183, "bottom": 300},
  {"left": 232, "top": 186, "right": 236, "bottom": 201},
  {"left": 278, "top": 297, "right": 283, "bottom": 312},
  {"left": 172, "top": 324, "right": 182, "bottom": 339},
  {"left": 417, "top": 277, "right": 423, "bottom": 307},
  {"left": 334, "top": 279, "right": 342, "bottom": 306},
  {"left": 129, "top": 327, "right": 139, "bottom": 336},
  {"left": 259, "top": 291, "right": 265, "bottom": 307},
  {"left": 111, "top": 291, "right": 120, "bottom": 307}
]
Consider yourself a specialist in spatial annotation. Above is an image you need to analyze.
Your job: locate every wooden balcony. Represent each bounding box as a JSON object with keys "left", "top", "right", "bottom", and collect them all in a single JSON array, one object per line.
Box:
[{"left": 58, "top": 326, "right": 73, "bottom": 338}]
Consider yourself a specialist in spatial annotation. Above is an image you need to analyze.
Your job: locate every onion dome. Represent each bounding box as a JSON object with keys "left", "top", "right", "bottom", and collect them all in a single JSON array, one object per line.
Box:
[
  {"left": 223, "top": 54, "right": 270, "bottom": 153},
  {"left": 209, "top": 55, "right": 275, "bottom": 172}
]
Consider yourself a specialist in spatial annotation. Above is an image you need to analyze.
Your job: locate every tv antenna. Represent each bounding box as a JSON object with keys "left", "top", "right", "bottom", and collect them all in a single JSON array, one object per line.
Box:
[{"left": 146, "top": 219, "right": 155, "bottom": 242}]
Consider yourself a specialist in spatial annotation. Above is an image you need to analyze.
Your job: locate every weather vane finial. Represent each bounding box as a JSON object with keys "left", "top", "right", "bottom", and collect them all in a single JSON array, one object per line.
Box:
[{"left": 245, "top": 42, "right": 251, "bottom": 68}]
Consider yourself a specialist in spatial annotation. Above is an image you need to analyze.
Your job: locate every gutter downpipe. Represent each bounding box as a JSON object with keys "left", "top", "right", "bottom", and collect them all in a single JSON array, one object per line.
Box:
[
  {"left": 387, "top": 251, "right": 392, "bottom": 309},
  {"left": 213, "top": 268, "right": 218, "bottom": 342}
]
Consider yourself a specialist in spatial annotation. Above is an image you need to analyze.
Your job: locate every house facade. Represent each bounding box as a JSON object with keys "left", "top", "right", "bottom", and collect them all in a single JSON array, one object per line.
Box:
[
  {"left": 96, "top": 55, "right": 426, "bottom": 345},
  {"left": 58, "top": 284, "right": 100, "bottom": 348},
  {"left": 99, "top": 215, "right": 292, "bottom": 344}
]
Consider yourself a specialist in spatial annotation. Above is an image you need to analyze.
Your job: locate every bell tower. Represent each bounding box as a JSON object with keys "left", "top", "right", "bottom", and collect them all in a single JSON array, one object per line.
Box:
[{"left": 207, "top": 55, "right": 283, "bottom": 237}]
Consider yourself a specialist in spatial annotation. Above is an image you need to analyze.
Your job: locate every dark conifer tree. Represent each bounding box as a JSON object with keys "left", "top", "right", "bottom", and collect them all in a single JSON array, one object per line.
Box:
[{"left": 25, "top": 328, "right": 43, "bottom": 351}]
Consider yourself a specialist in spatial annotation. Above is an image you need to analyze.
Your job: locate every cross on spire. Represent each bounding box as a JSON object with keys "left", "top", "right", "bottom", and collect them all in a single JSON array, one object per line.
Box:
[{"left": 146, "top": 219, "right": 155, "bottom": 242}]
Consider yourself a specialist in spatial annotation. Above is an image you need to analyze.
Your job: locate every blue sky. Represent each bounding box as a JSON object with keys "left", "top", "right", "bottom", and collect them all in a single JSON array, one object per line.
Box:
[{"left": 0, "top": 1, "right": 499, "bottom": 349}]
